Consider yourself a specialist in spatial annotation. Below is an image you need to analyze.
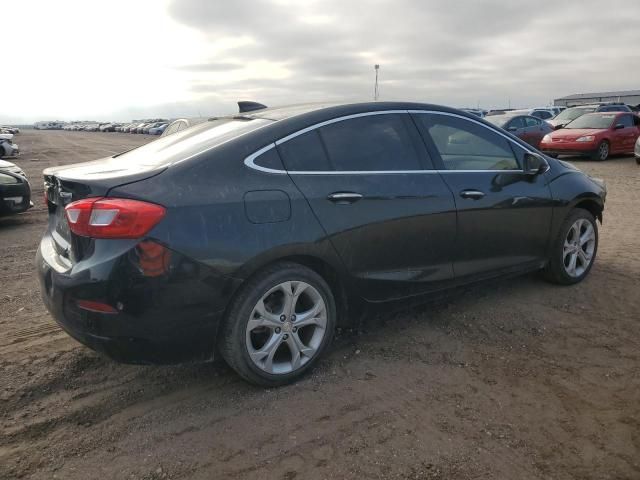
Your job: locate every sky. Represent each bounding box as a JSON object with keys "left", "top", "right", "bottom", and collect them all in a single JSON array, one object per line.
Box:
[{"left": 4, "top": 0, "right": 640, "bottom": 124}]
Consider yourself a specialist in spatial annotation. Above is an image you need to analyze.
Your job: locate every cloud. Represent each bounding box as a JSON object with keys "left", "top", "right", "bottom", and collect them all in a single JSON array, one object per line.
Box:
[
  {"left": 4, "top": 0, "right": 640, "bottom": 123},
  {"left": 167, "top": 0, "right": 640, "bottom": 110}
]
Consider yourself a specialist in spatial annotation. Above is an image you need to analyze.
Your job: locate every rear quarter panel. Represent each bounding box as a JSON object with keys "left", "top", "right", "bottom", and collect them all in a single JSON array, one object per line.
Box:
[{"left": 109, "top": 139, "right": 346, "bottom": 282}]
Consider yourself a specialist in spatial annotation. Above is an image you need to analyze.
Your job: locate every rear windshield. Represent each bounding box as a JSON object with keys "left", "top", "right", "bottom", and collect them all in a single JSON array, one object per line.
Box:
[
  {"left": 114, "top": 118, "right": 272, "bottom": 166},
  {"left": 565, "top": 114, "right": 615, "bottom": 129}
]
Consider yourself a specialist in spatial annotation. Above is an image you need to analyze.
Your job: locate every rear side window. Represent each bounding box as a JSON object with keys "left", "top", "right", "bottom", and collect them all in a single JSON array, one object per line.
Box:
[
  {"left": 318, "top": 114, "right": 423, "bottom": 171},
  {"left": 525, "top": 117, "right": 541, "bottom": 127},
  {"left": 277, "top": 130, "right": 332, "bottom": 171},
  {"left": 415, "top": 113, "right": 519, "bottom": 171}
]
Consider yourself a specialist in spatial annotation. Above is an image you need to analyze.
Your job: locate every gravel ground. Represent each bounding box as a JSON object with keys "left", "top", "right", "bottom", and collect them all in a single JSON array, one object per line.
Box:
[{"left": 1, "top": 130, "right": 639, "bottom": 480}]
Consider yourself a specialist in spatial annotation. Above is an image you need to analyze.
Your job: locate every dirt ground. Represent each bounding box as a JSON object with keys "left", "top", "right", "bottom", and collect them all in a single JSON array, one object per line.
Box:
[{"left": 1, "top": 130, "right": 639, "bottom": 480}]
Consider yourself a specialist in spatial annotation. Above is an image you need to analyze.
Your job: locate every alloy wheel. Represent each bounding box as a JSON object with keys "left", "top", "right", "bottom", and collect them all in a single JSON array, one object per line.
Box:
[
  {"left": 563, "top": 218, "right": 596, "bottom": 277},
  {"left": 598, "top": 142, "right": 609, "bottom": 161},
  {"left": 245, "top": 281, "right": 327, "bottom": 375}
]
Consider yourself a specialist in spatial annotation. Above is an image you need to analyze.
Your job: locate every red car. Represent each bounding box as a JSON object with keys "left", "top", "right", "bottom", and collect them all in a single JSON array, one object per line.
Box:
[{"left": 539, "top": 112, "right": 640, "bottom": 161}]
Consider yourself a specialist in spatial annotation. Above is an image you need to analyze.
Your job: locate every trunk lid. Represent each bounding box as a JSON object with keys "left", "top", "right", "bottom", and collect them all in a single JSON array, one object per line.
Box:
[{"left": 44, "top": 156, "right": 166, "bottom": 264}]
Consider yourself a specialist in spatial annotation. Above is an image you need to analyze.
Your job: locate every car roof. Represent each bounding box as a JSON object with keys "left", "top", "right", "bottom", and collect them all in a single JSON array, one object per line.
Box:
[{"left": 239, "top": 101, "right": 485, "bottom": 124}]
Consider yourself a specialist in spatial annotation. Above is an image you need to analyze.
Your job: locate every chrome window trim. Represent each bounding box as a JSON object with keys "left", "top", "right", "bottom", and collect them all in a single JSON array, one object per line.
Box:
[
  {"left": 274, "top": 110, "right": 407, "bottom": 146},
  {"left": 244, "top": 109, "right": 546, "bottom": 175}
]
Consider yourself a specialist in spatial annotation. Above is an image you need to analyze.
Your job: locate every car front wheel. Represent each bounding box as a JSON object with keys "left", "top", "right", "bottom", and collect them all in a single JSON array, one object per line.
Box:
[
  {"left": 592, "top": 141, "right": 609, "bottom": 161},
  {"left": 219, "top": 262, "right": 336, "bottom": 386},
  {"left": 542, "top": 209, "right": 598, "bottom": 285}
]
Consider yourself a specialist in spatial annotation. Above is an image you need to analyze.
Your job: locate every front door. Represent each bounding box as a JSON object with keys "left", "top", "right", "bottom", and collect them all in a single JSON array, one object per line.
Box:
[
  {"left": 412, "top": 111, "right": 554, "bottom": 279},
  {"left": 276, "top": 112, "right": 457, "bottom": 301}
]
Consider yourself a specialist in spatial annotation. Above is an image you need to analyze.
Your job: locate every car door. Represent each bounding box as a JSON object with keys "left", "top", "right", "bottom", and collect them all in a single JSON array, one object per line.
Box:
[
  {"left": 411, "top": 111, "right": 554, "bottom": 279},
  {"left": 277, "top": 112, "right": 457, "bottom": 301},
  {"left": 614, "top": 114, "right": 637, "bottom": 152},
  {"left": 524, "top": 116, "right": 545, "bottom": 148},
  {"left": 506, "top": 116, "right": 528, "bottom": 143}
]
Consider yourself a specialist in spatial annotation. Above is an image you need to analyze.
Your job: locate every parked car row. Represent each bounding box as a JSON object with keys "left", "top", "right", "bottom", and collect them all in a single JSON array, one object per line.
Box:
[
  {"left": 1, "top": 125, "right": 21, "bottom": 134},
  {"left": 116, "top": 120, "right": 169, "bottom": 134}
]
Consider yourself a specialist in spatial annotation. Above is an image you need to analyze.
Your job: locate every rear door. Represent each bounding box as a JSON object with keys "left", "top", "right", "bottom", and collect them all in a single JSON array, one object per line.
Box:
[
  {"left": 506, "top": 116, "right": 529, "bottom": 145},
  {"left": 524, "top": 116, "right": 545, "bottom": 147},
  {"left": 277, "top": 111, "right": 457, "bottom": 301},
  {"left": 411, "top": 111, "right": 553, "bottom": 279}
]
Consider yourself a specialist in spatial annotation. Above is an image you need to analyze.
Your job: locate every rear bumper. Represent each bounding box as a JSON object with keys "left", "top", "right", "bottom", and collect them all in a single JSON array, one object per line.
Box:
[{"left": 36, "top": 235, "right": 241, "bottom": 364}]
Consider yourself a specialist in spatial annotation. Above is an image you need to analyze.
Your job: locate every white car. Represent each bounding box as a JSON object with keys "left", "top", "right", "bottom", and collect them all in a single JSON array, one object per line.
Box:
[
  {"left": 0, "top": 133, "right": 19, "bottom": 157},
  {"left": 634, "top": 136, "right": 640, "bottom": 165},
  {"left": 509, "top": 108, "right": 556, "bottom": 121}
]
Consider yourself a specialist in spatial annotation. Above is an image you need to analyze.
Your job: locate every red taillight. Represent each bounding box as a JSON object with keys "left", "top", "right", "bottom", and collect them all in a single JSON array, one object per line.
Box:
[{"left": 65, "top": 197, "right": 166, "bottom": 239}]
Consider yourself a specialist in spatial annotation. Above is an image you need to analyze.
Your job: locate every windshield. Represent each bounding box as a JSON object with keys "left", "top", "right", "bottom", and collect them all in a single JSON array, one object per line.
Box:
[
  {"left": 484, "top": 115, "right": 512, "bottom": 127},
  {"left": 113, "top": 118, "right": 272, "bottom": 166},
  {"left": 565, "top": 114, "right": 615, "bottom": 129},
  {"left": 554, "top": 107, "right": 595, "bottom": 122}
]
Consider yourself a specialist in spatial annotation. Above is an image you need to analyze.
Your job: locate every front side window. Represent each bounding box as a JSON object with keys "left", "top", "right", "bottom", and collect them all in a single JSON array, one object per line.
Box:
[
  {"left": 414, "top": 114, "right": 519, "bottom": 171},
  {"left": 318, "top": 114, "right": 423, "bottom": 171},
  {"left": 618, "top": 115, "right": 634, "bottom": 128}
]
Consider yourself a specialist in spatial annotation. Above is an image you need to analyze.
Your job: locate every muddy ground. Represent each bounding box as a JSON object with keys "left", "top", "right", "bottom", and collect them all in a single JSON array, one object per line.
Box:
[{"left": 1, "top": 130, "right": 639, "bottom": 479}]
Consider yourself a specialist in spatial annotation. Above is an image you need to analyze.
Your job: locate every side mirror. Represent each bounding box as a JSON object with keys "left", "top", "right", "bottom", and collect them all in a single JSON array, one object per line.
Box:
[
  {"left": 614, "top": 124, "right": 625, "bottom": 130},
  {"left": 553, "top": 124, "right": 564, "bottom": 130},
  {"left": 507, "top": 126, "right": 517, "bottom": 132},
  {"left": 523, "top": 153, "right": 549, "bottom": 176}
]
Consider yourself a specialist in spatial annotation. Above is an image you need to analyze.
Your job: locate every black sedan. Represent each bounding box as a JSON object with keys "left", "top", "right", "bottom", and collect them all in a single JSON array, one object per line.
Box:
[
  {"left": 0, "top": 160, "right": 32, "bottom": 216},
  {"left": 37, "top": 102, "right": 606, "bottom": 385}
]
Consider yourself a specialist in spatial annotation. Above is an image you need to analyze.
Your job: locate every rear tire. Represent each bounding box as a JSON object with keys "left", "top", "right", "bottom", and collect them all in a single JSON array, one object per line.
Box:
[
  {"left": 219, "top": 262, "right": 336, "bottom": 386},
  {"left": 542, "top": 209, "right": 598, "bottom": 285},
  {"left": 592, "top": 141, "right": 609, "bottom": 161}
]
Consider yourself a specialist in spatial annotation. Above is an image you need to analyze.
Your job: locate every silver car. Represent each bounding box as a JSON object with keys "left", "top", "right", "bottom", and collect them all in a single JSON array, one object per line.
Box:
[
  {"left": 0, "top": 133, "right": 19, "bottom": 158},
  {"left": 634, "top": 136, "right": 640, "bottom": 165}
]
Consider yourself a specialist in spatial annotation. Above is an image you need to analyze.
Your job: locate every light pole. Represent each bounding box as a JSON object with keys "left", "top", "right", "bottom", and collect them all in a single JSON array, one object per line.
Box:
[{"left": 374, "top": 64, "right": 380, "bottom": 101}]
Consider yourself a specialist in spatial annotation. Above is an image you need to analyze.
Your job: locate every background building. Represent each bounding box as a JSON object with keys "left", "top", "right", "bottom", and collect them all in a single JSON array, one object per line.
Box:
[{"left": 554, "top": 90, "right": 640, "bottom": 107}]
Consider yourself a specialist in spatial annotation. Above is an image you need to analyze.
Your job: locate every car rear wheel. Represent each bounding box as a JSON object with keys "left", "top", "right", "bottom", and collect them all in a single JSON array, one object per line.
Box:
[
  {"left": 592, "top": 141, "right": 609, "bottom": 161},
  {"left": 219, "top": 262, "right": 336, "bottom": 386},
  {"left": 542, "top": 209, "right": 598, "bottom": 285}
]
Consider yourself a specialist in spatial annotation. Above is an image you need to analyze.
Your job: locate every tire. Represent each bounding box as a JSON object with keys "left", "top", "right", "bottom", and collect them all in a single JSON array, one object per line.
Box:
[
  {"left": 548, "top": 153, "right": 559, "bottom": 158},
  {"left": 0, "top": 145, "right": 5, "bottom": 158},
  {"left": 542, "top": 209, "right": 598, "bottom": 285},
  {"left": 592, "top": 141, "right": 609, "bottom": 161},
  {"left": 219, "top": 262, "right": 336, "bottom": 386},
  {"left": 636, "top": 156, "right": 640, "bottom": 165}
]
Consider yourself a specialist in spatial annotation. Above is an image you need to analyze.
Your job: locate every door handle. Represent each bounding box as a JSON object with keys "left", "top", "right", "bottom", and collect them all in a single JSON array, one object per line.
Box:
[
  {"left": 327, "top": 192, "right": 363, "bottom": 204},
  {"left": 459, "top": 189, "right": 485, "bottom": 200}
]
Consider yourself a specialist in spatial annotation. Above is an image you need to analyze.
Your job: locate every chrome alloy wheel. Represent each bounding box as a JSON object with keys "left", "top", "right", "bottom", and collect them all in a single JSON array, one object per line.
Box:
[
  {"left": 598, "top": 142, "right": 609, "bottom": 161},
  {"left": 563, "top": 218, "right": 596, "bottom": 277},
  {"left": 245, "top": 281, "right": 327, "bottom": 375}
]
